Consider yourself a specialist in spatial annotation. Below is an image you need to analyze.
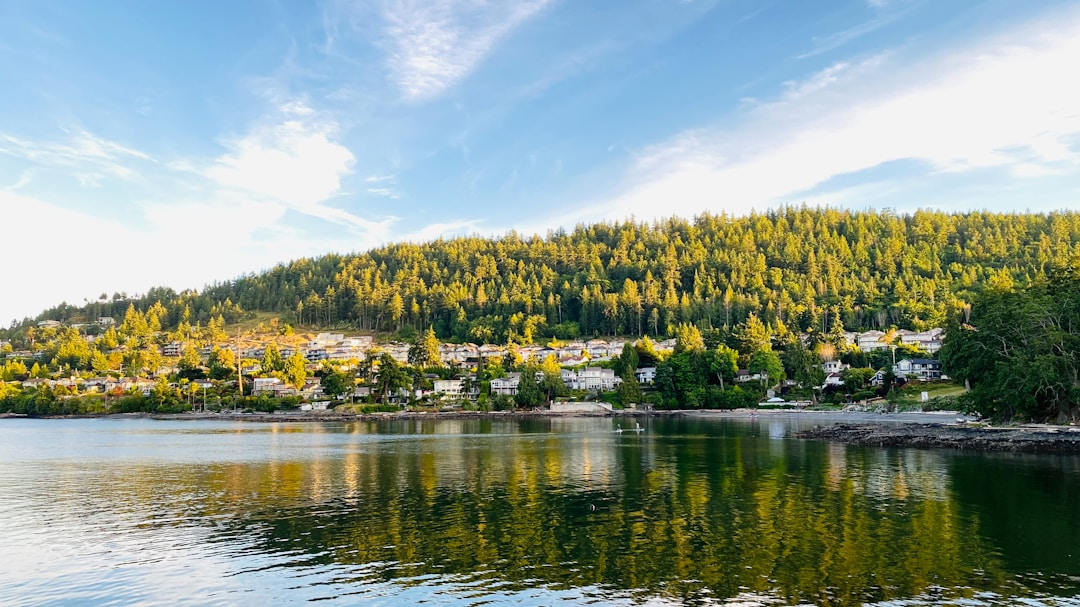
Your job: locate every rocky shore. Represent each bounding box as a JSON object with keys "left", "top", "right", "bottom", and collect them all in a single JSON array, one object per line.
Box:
[{"left": 798, "top": 422, "right": 1080, "bottom": 454}]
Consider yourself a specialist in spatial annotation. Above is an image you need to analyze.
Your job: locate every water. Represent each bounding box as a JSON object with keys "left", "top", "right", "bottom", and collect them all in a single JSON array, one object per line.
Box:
[{"left": 0, "top": 416, "right": 1078, "bottom": 606}]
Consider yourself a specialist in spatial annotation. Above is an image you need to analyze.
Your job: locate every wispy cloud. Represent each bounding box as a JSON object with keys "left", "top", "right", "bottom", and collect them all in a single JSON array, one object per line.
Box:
[
  {"left": 0, "top": 129, "right": 153, "bottom": 185},
  {"left": 796, "top": 10, "right": 906, "bottom": 59},
  {"left": 570, "top": 8, "right": 1080, "bottom": 224},
  {"left": 377, "top": 0, "right": 552, "bottom": 101}
]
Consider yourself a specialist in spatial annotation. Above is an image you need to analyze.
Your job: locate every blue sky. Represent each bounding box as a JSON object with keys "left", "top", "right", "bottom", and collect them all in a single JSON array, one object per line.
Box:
[{"left": 2, "top": 0, "right": 1079, "bottom": 324}]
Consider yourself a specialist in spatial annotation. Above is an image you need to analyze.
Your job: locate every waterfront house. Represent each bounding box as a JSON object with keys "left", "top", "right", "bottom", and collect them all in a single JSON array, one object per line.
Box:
[
  {"left": 635, "top": 367, "right": 657, "bottom": 384},
  {"left": 565, "top": 367, "right": 621, "bottom": 392},
  {"left": 893, "top": 358, "right": 942, "bottom": 381},
  {"left": 490, "top": 373, "right": 521, "bottom": 396}
]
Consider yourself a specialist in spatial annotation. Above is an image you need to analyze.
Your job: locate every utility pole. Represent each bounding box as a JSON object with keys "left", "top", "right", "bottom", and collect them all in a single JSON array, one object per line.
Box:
[{"left": 236, "top": 328, "right": 243, "bottom": 409}]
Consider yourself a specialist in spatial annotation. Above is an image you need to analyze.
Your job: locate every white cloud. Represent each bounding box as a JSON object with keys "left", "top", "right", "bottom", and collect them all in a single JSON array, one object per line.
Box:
[
  {"left": 207, "top": 105, "right": 350, "bottom": 209},
  {"left": 0, "top": 130, "right": 153, "bottom": 185},
  {"left": 378, "top": 0, "right": 552, "bottom": 101},
  {"left": 402, "top": 219, "right": 482, "bottom": 243},
  {"left": 202, "top": 102, "right": 395, "bottom": 238},
  {"left": 0, "top": 102, "right": 401, "bottom": 323},
  {"left": 576, "top": 8, "right": 1080, "bottom": 223},
  {"left": 366, "top": 187, "right": 399, "bottom": 199}
]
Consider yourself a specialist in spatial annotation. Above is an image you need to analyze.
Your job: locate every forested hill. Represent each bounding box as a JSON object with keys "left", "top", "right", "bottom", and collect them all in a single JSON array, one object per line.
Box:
[{"left": 12, "top": 208, "right": 1080, "bottom": 342}]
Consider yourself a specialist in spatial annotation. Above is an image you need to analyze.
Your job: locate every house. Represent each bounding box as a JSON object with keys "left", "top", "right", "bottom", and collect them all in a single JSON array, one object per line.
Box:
[
  {"left": 635, "top": 367, "right": 657, "bottom": 384},
  {"left": 893, "top": 358, "right": 942, "bottom": 381},
  {"left": 132, "top": 378, "right": 156, "bottom": 396},
  {"left": 162, "top": 342, "right": 182, "bottom": 357},
  {"left": 252, "top": 377, "right": 283, "bottom": 395},
  {"left": 904, "top": 328, "right": 945, "bottom": 353},
  {"left": 821, "top": 360, "right": 849, "bottom": 374},
  {"left": 21, "top": 378, "right": 55, "bottom": 389},
  {"left": 490, "top": 373, "right": 521, "bottom": 396},
  {"left": 300, "top": 378, "right": 324, "bottom": 399},
  {"left": 97, "top": 317, "right": 116, "bottom": 327},
  {"left": 84, "top": 377, "right": 110, "bottom": 392},
  {"left": 304, "top": 348, "right": 328, "bottom": 362},
  {"left": 856, "top": 330, "right": 887, "bottom": 351},
  {"left": 37, "top": 320, "right": 61, "bottom": 329},
  {"left": 736, "top": 369, "right": 767, "bottom": 384},
  {"left": 308, "top": 333, "right": 345, "bottom": 348},
  {"left": 565, "top": 367, "right": 621, "bottom": 392},
  {"left": 822, "top": 372, "right": 845, "bottom": 388},
  {"left": 433, "top": 379, "right": 470, "bottom": 399}
]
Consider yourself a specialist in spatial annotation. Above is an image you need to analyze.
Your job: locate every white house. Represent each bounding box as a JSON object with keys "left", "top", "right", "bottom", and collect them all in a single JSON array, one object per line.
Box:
[
  {"left": 309, "top": 333, "right": 345, "bottom": 348},
  {"left": 565, "top": 367, "right": 621, "bottom": 392},
  {"left": 856, "top": 330, "right": 888, "bottom": 351},
  {"left": 821, "top": 360, "right": 849, "bottom": 374},
  {"left": 434, "top": 379, "right": 465, "bottom": 399},
  {"left": 490, "top": 373, "right": 521, "bottom": 396},
  {"left": 252, "top": 377, "right": 283, "bottom": 395},
  {"left": 635, "top": 367, "right": 657, "bottom": 384},
  {"left": 822, "top": 372, "right": 845, "bottom": 388}
]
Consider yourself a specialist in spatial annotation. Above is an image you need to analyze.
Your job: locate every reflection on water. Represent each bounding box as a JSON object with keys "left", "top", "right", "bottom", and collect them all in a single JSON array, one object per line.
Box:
[{"left": 0, "top": 417, "right": 1078, "bottom": 606}]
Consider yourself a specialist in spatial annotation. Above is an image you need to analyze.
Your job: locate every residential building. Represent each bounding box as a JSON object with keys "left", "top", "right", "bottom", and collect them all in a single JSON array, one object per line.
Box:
[
  {"left": 490, "top": 373, "right": 521, "bottom": 396},
  {"left": 821, "top": 360, "right": 849, "bottom": 374},
  {"left": 893, "top": 358, "right": 942, "bottom": 381},
  {"left": 309, "top": 333, "right": 345, "bottom": 348},
  {"left": 162, "top": 342, "right": 182, "bottom": 357},
  {"left": 252, "top": 377, "right": 282, "bottom": 395},
  {"left": 565, "top": 367, "right": 621, "bottom": 392},
  {"left": 37, "top": 320, "right": 61, "bottom": 329},
  {"left": 822, "top": 372, "right": 845, "bottom": 388},
  {"left": 635, "top": 367, "right": 657, "bottom": 384},
  {"left": 856, "top": 330, "right": 887, "bottom": 351}
]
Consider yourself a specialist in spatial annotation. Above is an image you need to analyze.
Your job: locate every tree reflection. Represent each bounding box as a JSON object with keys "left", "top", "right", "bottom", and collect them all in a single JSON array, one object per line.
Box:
[{"left": 100, "top": 418, "right": 1080, "bottom": 605}]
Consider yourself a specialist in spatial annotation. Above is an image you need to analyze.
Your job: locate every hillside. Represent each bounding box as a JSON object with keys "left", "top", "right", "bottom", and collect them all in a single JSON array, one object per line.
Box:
[{"left": 7, "top": 208, "right": 1080, "bottom": 343}]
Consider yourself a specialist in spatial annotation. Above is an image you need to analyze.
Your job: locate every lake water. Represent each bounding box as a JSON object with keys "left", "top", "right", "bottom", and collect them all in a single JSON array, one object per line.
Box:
[{"left": 0, "top": 416, "right": 1078, "bottom": 607}]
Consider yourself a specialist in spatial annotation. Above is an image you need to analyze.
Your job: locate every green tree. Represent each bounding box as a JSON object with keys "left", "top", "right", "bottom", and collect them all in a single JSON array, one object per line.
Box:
[
  {"left": 514, "top": 367, "right": 544, "bottom": 408},
  {"left": 178, "top": 345, "right": 203, "bottom": 379},
  {"left": 735, "top": 313, "right": 770, "bottom": 355},
  {"left": 322, "top": 370, "right": 352, "bottom": 399},
  {"left": 375, "top": 353, "right": 408, "bottom": 404},
  {"left": 617, "top": 371, "right": 643, "bottom": 406},
  {"left": 705, "top": 344, "right": 738, "bottom": 390},
  {"left": 674, "top": 323, "right": 705, "bottom": 354},
  {"left": 261, "top": 343, "right": 284, "bottom": 373},
  {"left": 208, "top": 347, "right": 236, "bottom": 380},
  {"left": 748, "top": 349, "right": 785, "bottom": 389},
  {"left": 284, "top": 350, "right": 307, "bottom": 389},
  {"left": 408, "top": 328, "right": 441, "bottom": 368}
]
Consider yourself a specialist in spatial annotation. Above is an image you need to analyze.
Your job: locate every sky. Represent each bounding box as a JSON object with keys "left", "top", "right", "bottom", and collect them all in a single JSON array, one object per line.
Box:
[{"left": 1, "top": 0, "right": 1079, "bottom": 325}]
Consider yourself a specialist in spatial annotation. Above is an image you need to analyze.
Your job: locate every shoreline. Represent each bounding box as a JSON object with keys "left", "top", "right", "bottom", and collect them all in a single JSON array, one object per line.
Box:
[
  {"left": 9, "top": 409, "right": 1080, "bottom": 454},
  {"left": 2, "top": 408, "right": 965, "bottom": 424},
  {"left": 797, "top": 422, "right": 1080, "bottom": 455}
]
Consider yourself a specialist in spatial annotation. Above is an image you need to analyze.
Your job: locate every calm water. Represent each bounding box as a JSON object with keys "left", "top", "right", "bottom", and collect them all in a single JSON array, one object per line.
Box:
[{"left": 1, "top": 417, "right": 1078, "bottom": 607}]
